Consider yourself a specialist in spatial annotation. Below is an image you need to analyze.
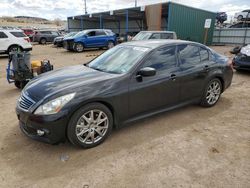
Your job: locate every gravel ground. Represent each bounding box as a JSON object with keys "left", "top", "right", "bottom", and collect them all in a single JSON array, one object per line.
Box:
[{"left": 0, "top": 44, "right": 249, "bottom": 188}]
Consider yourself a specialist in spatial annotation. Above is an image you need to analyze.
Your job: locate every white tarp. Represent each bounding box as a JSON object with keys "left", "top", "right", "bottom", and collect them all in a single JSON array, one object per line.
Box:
[{"left": 240, "top": 44, "right": 250, "bottom": 56}]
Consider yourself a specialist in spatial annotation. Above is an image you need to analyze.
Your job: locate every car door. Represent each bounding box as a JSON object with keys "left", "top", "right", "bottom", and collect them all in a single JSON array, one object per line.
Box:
[
  {"left": 95, "top": 30, "right": 108, "bottom": 47},
  {"left": 177, "top": 44, "right": 209, "bottom": 102},
  {"left": 0, "top": 32, "right": 9, "bottom": 52},
  {"left": 128, "top": 45, "right": 180, "bottom": 117},
  {"left": 84, "top": 31, "right": 99, "bottom": 47}
]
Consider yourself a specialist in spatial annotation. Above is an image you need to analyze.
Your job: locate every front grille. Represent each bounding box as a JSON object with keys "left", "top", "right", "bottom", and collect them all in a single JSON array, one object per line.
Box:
[{"left": 18, "top": 93, "right": 35, "bottom": 111}]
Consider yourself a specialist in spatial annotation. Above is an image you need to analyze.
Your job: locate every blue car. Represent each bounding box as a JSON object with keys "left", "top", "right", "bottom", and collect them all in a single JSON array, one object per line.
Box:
[{"left": 63, "top": 29, "right": 117, "bottom": 52}]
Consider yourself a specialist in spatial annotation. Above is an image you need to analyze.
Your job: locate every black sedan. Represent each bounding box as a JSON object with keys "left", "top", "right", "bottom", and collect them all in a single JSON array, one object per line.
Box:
[
  {"left": 16, "top": 40, "right": 233, "bottom": 148},
  {"left": 232, "top": 53, "right": 250, "bottom": 71}
]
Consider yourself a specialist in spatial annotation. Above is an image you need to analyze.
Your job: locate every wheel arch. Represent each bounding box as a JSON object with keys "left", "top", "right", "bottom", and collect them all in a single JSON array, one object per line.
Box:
[
  {"left": 7, "top": 44, "right": 23, "bottom": 52},
  {"left": 67, "top": 99, "right": 118, "bottom": 134}
]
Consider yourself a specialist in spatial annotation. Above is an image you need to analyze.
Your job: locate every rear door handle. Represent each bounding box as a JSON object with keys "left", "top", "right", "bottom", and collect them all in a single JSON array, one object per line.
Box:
[{"left": 170, "top": 74, "right": 176, "bottom": 81}]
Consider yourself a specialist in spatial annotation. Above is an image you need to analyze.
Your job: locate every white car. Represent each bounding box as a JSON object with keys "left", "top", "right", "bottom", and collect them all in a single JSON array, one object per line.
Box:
[
  {"left": 0, "top": 29, "right": 32, "bottom": 54},
  {"left": 234, "top": 9, "right": 250, "bottom": 21},
  {"left": 132, "top": 31, "right": 177, "bottom": 41}
]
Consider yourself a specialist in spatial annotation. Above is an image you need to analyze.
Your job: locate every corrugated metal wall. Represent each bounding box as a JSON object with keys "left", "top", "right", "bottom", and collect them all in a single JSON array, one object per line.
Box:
[
  {"left": 168, "top": 2, "right": 216, "bottom": 45},
  {"left": 213, "top": 28, "right": 250, "bottom": 45}
]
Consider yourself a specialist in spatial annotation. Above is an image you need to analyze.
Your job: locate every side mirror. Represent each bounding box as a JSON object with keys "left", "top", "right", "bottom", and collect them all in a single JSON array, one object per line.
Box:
[{"left": 138, "top": 67, "right": 156, "bottom": 77}]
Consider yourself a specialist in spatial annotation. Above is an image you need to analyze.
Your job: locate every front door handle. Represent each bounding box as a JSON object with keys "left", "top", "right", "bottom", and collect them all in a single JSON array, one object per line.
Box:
[
  {"left": 203, "top": 65, "right": 209, "bottom": 72},
  {"left": 170, "top": 74, "right": 176, "bottom": 81}
]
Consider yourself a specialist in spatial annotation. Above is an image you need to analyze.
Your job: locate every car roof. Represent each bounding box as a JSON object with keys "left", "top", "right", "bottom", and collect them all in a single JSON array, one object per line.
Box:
[
  {"left": 0, "top": 29, "right": 23, "bottom": 32},
  {"left": 122, "top": 39, "right": 198, "bottom": 49},
  {"left": 138, "top": 31, "right": 176, "bottom": 34}
]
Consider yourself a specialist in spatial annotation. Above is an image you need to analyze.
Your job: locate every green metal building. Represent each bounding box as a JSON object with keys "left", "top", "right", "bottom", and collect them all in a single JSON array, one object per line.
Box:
[{"left": 68, "top": 2, "right": 216, "bottom": 45}]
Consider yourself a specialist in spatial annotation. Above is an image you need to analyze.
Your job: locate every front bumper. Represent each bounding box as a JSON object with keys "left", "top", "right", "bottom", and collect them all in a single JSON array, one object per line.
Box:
[{"left": 16, "top": 107, "right": 69, "bottom": 144}]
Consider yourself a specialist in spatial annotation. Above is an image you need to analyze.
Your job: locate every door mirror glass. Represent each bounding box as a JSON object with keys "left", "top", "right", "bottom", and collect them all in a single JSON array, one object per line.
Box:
[{"left": 138, "top": 67, "right": 156, "bottom": 77}]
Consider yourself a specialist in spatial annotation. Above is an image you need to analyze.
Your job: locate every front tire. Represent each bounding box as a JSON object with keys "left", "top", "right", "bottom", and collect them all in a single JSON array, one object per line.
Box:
[
  {"left": 8, "top": 45, "right": 22, "bottom": 53},
  {"left": 74, "top": 42, "right": 84, "bottom": 52},
  {"left": 67, "top": 103, "right": 113, "bottom": 148},
  {"left": 40, "top": 38, "right": 47, "bottom": 45},
  {"left": 237, "top": 15, "right": 243, "bottom": 21},
  {"left": 200, "top": 78, "right": 222, "bottom": 107}
]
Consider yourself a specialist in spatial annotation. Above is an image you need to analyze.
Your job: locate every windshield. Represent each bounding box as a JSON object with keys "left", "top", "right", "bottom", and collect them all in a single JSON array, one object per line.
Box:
[
  {"left": 88, "top": 45, "right": 150, "bottom": 74},
  {"left": 74, "top": 30, "right": 88, "bottom": 38},
  {"left": 133, "top": 32, "right": 152, "bottom": 40}
]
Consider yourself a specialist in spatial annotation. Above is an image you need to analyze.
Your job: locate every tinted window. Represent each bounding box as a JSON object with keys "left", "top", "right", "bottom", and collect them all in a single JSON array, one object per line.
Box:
[
  {"left": 0, "top": 32, "right": 8, "bottom": 38},
  {"left": 96, "top": 31, "right": 106, "bottom": 36},
  {"left": 10, "top": 32, "right": 26, "bottom": 37},
  {"left": 150, "top": 33, "right": 161, "bottom": 39},
  {"left": 161, "top": 33, "right": 173, "bottom": 39},
  {"left": 178, "top": 45, "right": 200, "bottom": 66},
  {"left": 51, "top": 31, "right": 59, "bottom": 36},
  {"left": 87, "top": 31, "right": 96, "bottom": 36},
  {"left": 143, "top": 46, "right": 177, "bottom": 72},
  {"left": 200, "top": 47, "right": 209, "bottom": 61},
  {"left": 40, "top": 31, "right": 52, "bottom": 34}
]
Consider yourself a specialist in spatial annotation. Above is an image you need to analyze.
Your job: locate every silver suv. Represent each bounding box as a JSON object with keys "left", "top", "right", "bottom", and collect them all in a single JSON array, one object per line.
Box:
[{"left": 33, "top": 30, "right": 60, "bottom": 44}]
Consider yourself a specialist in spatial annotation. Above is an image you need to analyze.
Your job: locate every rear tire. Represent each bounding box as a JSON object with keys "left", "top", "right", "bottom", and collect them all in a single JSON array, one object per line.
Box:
[
  {"left": 107, "top": 41, "right": 114, "bottom": 49},
  {"left": 40, "top": 38, "right": 47, "bottom": 45},
  {"left": 8, "top": 45, "right": 22, "bottom": 54},
  {"left": 200, "top": 78, "right": 222, "bottom": 107},
  {"left": 67, "top": 103, "right": 113, "bottom": 148}
]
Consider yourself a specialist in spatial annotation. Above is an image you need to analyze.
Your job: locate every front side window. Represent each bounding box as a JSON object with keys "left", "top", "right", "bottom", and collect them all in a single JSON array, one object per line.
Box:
[
  {"left": 133, "top": 32, "right": 153, "bottom": 40},
  {"left": 88, "top": 45, "right": 150, "bottom": 74},
  {"left": 150, "top": 33, "right": 161, "bottom": 39},
  {"left": 10, "top": 32, "right": 26, "bottom": 37},
  {"left": 96, "top": 31, "right": 106, "bottom": 36},
  {"left": 0, "top": 32, "right": 8, "bottom": 38},
  {"left": 178, "top": 44, "right": 200, "bottom": 67},
  {"left": 87, "top": 31, "right": 96, "bottom": 37},
  {"left": 143, "top": 46, "right": 177, "bottom": 72}
]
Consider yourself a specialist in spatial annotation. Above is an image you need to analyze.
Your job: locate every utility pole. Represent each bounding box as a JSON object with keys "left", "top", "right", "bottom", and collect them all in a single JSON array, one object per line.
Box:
[
  {"left": 84, "top": 0, "right": 87, "bottom": 14},
  {"left": 135, "top": 0, "right": 137, "bottom": 7}
]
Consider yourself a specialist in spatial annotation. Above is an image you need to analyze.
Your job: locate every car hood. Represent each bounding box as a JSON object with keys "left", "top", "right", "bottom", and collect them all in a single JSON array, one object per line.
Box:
[
  {"left": 24, "top": 65, "right": 120, "bottom": 101},
  {"left": 55, "top": 36, "right": 64, "bottom": 40}
]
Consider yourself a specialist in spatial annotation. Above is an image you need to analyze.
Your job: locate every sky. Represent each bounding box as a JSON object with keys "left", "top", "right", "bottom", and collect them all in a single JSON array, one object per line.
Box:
[{"left": 0, "top": 0, "right": 249, "bottom": 20}]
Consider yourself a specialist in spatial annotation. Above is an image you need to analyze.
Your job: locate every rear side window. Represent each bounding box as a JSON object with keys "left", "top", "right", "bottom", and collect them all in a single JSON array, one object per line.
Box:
[
  {"left": 178, "top": 44, "right": 200, "bottom": 66},
  {"left": 161, "top": 33, "right": 173, "bottom": 39},
  {"left": 40, "top": 31, "right": 52, "bottom": 34},
  {"left": 143, "top": 46, "right": 177, "bottom": 72},
  {"left": 200, "top": 47, "right": 209, "bottom": 61},
  {"left": 0, "top": 32, "right": 8, "bottom": 38},
  {"left": 10, "top": 32, "right": 26, "bottom": 37},
  {"left": 96, "top": 31, "right": 106, "bottom": 36}
]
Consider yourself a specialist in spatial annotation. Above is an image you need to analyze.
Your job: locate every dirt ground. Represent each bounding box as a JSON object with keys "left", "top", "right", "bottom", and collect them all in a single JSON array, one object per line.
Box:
[{"left": 0, "top": 44, "right": 249, "bottom": 188}]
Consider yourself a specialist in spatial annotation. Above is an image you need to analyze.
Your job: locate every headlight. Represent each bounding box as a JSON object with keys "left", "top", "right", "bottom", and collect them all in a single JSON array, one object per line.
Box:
[{"left": 34, "top": 93, "right": 75, "bottom": 115}]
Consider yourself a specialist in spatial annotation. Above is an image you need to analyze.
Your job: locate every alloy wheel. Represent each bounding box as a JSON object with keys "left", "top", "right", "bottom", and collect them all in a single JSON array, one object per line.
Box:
[
  {"left": 206, "top": 80, "right": 221, "bottom": 105},
  {"left": 75, "top": 109, "right": 109, "bottom": 144},
  {"left": 75, "top": 43, "right": 84, "bottom": 52},
  {"left": 107, "top": 41, "right": 114, "bottom": 49}
]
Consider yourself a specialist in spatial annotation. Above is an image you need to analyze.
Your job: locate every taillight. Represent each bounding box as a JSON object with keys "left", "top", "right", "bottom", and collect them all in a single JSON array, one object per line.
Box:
[
  {"left": 227, "top": 59, "right": 233, "bottom": 70},
  {"left": 24, "top": 37, "right": 30, "bottom": 43}
]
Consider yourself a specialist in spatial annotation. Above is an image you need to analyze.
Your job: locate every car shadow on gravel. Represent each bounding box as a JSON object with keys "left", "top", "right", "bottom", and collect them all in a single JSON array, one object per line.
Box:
[{"left": 0, "top": 97, "right": 232, "bottom": 181}]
